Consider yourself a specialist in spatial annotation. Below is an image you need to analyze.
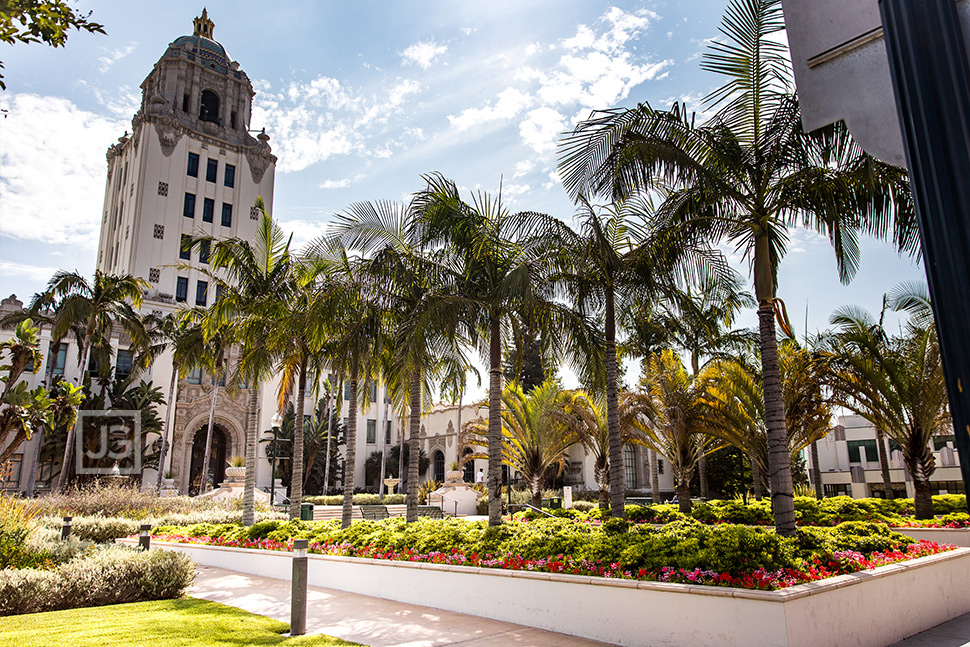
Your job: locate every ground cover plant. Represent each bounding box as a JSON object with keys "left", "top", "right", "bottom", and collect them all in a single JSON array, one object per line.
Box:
[
  {"left": 152, "top": 516, "right": 955, "bottom": 591},
  {"left": 0, "top": 598, "right": 363, "bottom": 646}
]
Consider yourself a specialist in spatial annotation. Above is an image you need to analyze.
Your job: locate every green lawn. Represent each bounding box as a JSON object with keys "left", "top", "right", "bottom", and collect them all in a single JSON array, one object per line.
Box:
[{"left": 0, "top": 598, "right": 364, "bottom": 647}]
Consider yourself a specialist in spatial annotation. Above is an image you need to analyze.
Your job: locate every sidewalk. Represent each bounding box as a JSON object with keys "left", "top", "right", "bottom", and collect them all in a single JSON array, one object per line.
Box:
[{"left": 190, "top": 564, "right": 611, "bottom": 647}]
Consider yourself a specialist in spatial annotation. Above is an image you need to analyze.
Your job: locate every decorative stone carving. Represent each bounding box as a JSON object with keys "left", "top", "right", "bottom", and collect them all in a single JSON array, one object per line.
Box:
[
  {"left": 245, "top": 133, "right": 275, "bottom": 183},
  {"left": 153, "top": 114, "right": 183, "bottom": 156}
]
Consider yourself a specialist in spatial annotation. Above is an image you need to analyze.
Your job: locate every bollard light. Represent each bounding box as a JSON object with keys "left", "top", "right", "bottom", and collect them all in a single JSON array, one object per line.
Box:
[
  {"left": 139, "top": 524, "right": 152, "bottom": 551},
  {"left": 291, "top": 539, "right": 309, "bottom": 636},
  {"left": 61, "top": 516, "right": 73, "bottom": 540}
]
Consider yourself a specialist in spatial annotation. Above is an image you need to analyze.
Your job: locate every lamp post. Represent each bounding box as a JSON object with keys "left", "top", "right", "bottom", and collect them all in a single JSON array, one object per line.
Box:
[{"left": 269, "top": 412, "right": 283, "bottom": 506}]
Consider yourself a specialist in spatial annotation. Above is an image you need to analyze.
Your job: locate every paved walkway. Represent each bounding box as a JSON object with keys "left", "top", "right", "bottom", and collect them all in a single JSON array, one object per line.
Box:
[
  {"left": 190, "top": 565, "right": 611, "bottom": 647},
  {"left": 191, "top": 564, "right": 970, "bottom": 646}
]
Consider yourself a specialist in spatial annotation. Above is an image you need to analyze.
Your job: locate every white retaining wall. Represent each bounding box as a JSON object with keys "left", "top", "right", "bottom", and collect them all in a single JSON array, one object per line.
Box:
[{"left": 129, "top": 539, "right": 970, "bottom": 647}]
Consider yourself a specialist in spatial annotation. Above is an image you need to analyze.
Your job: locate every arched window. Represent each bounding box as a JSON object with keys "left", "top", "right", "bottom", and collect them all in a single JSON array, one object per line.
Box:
[
  {"left": 199, "top": 90, "right": 220, "bottom": 124},
  {"left": 432, "top": 450, "right": 445, "bottom": 483}
]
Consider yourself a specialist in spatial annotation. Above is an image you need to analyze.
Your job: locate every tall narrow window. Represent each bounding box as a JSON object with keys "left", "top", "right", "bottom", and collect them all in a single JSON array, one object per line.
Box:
[
  {"left": 202, "top": 198, "right": 214, "bottom": 223},
  {"left": 199, "top": 240, "right": 210, "bottom": 264},
  {"left": 195, "top": 280, "right": 208, "bottom": 306},
  {"left": 230, "top": 111, "right": 237, "bottom": 129},
  {"left": 224, "top": 164, "right": 235, "bottom": 188},
  {"left": 205, "top": 159, "right": 218, "bottom": 182},
  {"left": 116, "top": 349, "right": 133, "bottom": 379},
  {"left": 369, "top": 383, "right": 377, "bottom": 403},
  {"left": 49, "top": 343, "right": 67, "bottom": 377},
  {"left": 187, "top": 367, "right": 202, "bottom": 384},
  {"left": 182, "top": 93, "right": 190, "bottom": 112},
  {"left": 199, "top": 90, "right": 220, "bottom": 124},
  {"left": 221, "top": 203, "right": 232, "bottom": 227},
  {"left": 385, "top": 420, "right": 392, "bottom": 444},
  {"left": 179, "top": 234, "right": 191, "bottom": 260},
  {"left": 175, "top": 277, "right": 188, "bottom": 302},
  {"left": 183, "top": 192, "right": 196, "bottom": 219},
  {"left": 215, "top": 284, "right": 225, "bottom": 303},
  {"left": 366, "top": 420, "right": 377, "bottom": 444},
  {"left": 187, "top": 152, "right": 199, "bottom": 177}
]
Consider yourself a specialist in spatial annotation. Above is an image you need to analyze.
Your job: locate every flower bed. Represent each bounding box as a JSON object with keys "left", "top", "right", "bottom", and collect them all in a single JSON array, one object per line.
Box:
[{"left": 149, "top": 516, "right": 956, "bottom": 591}]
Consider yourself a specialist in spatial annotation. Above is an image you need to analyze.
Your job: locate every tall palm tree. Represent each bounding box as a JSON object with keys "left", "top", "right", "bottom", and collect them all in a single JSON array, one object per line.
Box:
[
  {"left": 37, "top": 270, "right": 148, "bottom": 491},
  {"left": 639, "top": 350, "right": 720, "bottom": 513},
  {"left": 558, "top": 0, "right": 916, "bottom": 535},
  {"left": 558, "top": 389, "right": 651, "bottom": 509},
  {"left": 195, "top": 198, "right": 294, "bottom": 526},
  {"left": 329, "top": 197, "right": 470, "bottom": 522},
  {"left": 826, "top": 308, "right": 947, "bottom": 519},
  {"left": 461, "top": 378, "right": 580, "bottom": 509},
  {"left": 414, "top": 173, "right": 557, "bottom": 526}
]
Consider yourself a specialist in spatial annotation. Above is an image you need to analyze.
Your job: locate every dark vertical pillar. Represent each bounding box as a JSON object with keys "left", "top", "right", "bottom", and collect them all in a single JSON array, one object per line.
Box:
[
  {"left": 139, "top": 524, "right": 151, "bottom": 550},
  {"left": 881, "top": 0, "right": 970, "bottom": 509},
  {"left": 291, "top": 539, "right": 308, "bottom": 636},
  {"left": 61, "top": 516, "right": 72, "bottom": 540}
]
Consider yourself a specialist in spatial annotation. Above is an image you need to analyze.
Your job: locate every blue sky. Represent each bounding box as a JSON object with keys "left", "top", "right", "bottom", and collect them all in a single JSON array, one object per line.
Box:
[{"left": 0, "top": 1, "right": 924, "bottom": 391}]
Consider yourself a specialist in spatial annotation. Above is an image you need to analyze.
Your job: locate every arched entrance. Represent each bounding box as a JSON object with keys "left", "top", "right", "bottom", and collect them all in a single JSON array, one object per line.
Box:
[
  {"left": 462, "top": 448, "right": 474, "bottom": 483},
  {"left": 188, "top": 425, "right": 228, "bottom": 495}
]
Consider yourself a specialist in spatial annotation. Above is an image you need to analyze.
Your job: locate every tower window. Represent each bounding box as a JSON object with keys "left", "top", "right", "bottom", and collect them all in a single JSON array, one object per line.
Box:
[
  {"left": 175, "top": 277, "right": 188, "bottom": 302},
  {"left": 230, "top": 111, "right": 237, "bottom": 130},
  {"left": 187, "top": 153, "right": 199, "bottom": 177},
  {"left": 179, "top": 234, "right": 191, "bottom": 260},
  {"left": 199, "top": 90, "right": 220, "bottom": 124},
  {"left": 195, "top": 280, "right": 208, "bottom": 306},
  {"left": 206, "top": 159, "right": 218, "bottom": 182},
  {"left": 183, "top": 192, "right": 196, "bottom": 219},
  {"left": 221, "top": 203, "right": 232, "bottom": 227},
  {"left": 182, "top": 93, "right": 189, "bottom": 112},
  {"left": 224, "top": 164, "right": 235, "bottom": 188},
  {"left": 202, "top": 198, "right": 214, "bottom": 223}
]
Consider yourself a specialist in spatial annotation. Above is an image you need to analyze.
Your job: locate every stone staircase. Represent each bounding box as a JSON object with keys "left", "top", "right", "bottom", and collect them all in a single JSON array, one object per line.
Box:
[{"left": 312, "top": 504, "right": 408, "bottom": 521}]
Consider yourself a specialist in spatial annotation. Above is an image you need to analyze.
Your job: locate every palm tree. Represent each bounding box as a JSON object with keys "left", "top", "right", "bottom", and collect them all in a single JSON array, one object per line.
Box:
[
  {"left": 826, "top": 307, "right": 947, "bottom": 519},
  {"left": 461, "top": 378, "right": 580, "bottom": 509},
  {"left": 195, "top": 198, "right": 295, "bottom": 526},
  {"left": 328, "top": 197, "right": 470, "bottom": 522},
  {"left": 558, "top": 0, "right": 916, "bottom": 535},
  {"left": 638, "top": 350, "right": 720, "bottom": 513},
  {"left": 37, "top": 270, "right": 148, "bottom": 491},
  {"left": 558, "top": 389, "right": 651, "bottom": 509},
  {"left": 414, "top": 173, "right": 556, "bottom": 526}
]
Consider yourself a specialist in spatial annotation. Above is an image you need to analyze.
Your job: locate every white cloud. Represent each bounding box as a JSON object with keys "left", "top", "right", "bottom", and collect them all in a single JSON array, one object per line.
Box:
[
  {"left": 277, "top": 219, "right": 329, "bottom": 249},
  {"left": 320, "top": 178, "right": 351, "bottom": 190},
  {"left": 97, "top": 43, "right": 137, "bottom": 73},
  {"left": 0, "top": 260, "right": 60, "bottom": 281},
  {"left": 448, "top": 87, "right": 534, "bottom": 131},
  {"left": 519, "top": 107, "right": 567, "bottom": 154},
  {"left": 0, "top": 93, "right": 128, "bottom": 248},
  {"left": 401, "top": 40, "right": 448, "bottom": 69},
  {"left": 513, "top": 160, "right": 534, "bottom": 178}
]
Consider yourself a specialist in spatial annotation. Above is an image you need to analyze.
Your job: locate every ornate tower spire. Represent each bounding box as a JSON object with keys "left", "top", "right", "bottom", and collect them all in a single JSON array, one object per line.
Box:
[{"left": 193, "top": 8, "right": 214, "bottom": 39}]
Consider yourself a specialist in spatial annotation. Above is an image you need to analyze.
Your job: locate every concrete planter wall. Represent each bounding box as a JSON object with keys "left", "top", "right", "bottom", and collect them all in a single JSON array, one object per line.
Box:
[
  {"left": 893, "top": 526, "right": 970, "bottom": 547},
  {"left": 132, "top": 539, "right": 970, "bottom": 647}
]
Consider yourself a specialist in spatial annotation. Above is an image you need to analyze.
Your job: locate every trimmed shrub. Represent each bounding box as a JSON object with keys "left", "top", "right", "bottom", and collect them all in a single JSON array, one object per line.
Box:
[{"left": 0, "top": 545, "right": 194, "bottom": 616}]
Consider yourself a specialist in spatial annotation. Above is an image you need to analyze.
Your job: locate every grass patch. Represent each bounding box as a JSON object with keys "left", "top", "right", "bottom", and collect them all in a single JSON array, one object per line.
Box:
[{"left": 0, "top": 598, "right": 362, "bottom": 646}]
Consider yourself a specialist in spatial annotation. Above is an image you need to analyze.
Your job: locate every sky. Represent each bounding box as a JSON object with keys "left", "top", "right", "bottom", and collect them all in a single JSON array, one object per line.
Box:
[{"left": 0, "top": 0, "right": 925, "bottom": 397}]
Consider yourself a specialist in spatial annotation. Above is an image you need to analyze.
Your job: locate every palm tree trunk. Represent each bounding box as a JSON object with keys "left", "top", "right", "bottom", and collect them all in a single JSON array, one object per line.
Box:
[
  {"left": 289, "top": 361, "right": 307, "bottom": 519},
  {"left": 596, "top": 457, "right": 609, "bottom": 510},
  {"left": 531, "top": 486, "right": 542, "bottom": 510},
  {"left": 875, "top": 428, "right": 894, "bottom": 500},
  {"left": 242, "top": 380, "right": 260, "bottom": 526},
  {"left": 199, "top": 377, "right": 220, "bottom": 494},
  {"left": 757, "top": 301, "right": 796, "bottom": 536},
  {"left": 406, "top": 370, "right": 422, "bottom": 522},
  {"left": 810, "top": 440, "right": 824, "bottom": 500},
  {"left": 378, "top": 379, "right": 389, "bottom": 501},
  {"left": 154, "top": 362, "right": 179, "bottom": 492},
  {"left": 324, "top": 380, "right": 340, "bottom": 495},
  {"left": 341, "top": 369, "right": 358, "bottom": 529},
  {"left": 57, "top": 333, "right": 92, "bottom": 492},
  {"left": 650, "top": 449, "right": 660, "bottom": 504},
  {"left": 24, "top": 340, "right": 64, "bottom": 495},
  {"left": 605, "top": 288, "right": 625, "bottom": 519},
  {"left": 750, "top": 451, "right": 763, "bottom": 500},
  {"left": 397, "top": 413, "right": 405, "bottom": 494},
  {"left": 913, "top": 476, "right": 933, "bottom": 519},
  {"left": 691, "top": 352, "right": 709, "bottom": 500},
  {"left": 487, "top": 313, "right": 504, "bottom": 527},
  {"left": 677, "top": 475, "right": 692, "bottom": 514}
]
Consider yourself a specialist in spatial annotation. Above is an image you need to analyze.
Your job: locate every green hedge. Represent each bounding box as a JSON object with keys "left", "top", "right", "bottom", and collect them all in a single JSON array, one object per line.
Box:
[
  {"left": 0, "top": 545, "right": 195, "bottom": 616},
  {"left": 154, "top": 516, "right": 916, "bottom": 577}
]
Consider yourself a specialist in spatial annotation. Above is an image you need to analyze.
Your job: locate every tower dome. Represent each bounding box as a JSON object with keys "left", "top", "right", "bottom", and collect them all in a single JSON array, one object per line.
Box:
[{"left": 166, "top": 9, "right": 233, "bottom": 74}]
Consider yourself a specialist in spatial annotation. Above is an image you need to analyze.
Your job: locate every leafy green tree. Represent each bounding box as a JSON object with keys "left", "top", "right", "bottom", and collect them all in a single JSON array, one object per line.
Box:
[
  {"left": 0, "top": 0, "right": 105, "bottom": 89},
  {"left": 558, "top": 0, "right": 916, "bottom": 535}
]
